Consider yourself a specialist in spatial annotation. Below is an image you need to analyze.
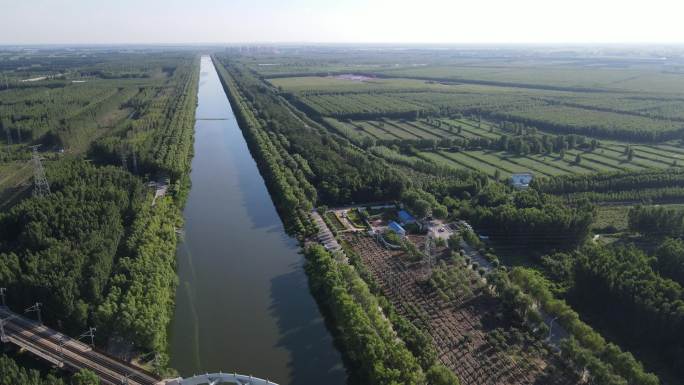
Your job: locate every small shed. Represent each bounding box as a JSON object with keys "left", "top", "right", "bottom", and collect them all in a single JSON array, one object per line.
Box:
[
  {"left": 511, "top": 172, "right": 534, "bottom": 189},
  {"left": 388, "top": 221, "right": 406, "bottom": 237},
  {"left": 397, "top": 210, "right": 416, "bottom": 224}
]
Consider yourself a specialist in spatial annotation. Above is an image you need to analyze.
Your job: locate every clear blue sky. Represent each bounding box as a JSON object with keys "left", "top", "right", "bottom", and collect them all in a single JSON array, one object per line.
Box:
[{"left": 2, "top": 0, "right": 683, "bottom": 44}]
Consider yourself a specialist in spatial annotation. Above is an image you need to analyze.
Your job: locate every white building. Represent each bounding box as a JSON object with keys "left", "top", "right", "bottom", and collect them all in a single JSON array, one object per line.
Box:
[{"left": 511, "top": 172, "right": 533, "bottom": 189}]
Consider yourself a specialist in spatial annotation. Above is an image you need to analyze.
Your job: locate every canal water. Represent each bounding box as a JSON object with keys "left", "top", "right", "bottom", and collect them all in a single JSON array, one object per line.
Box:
[{"left": 169, "top": 56, "right": 346, "bottom": 385}]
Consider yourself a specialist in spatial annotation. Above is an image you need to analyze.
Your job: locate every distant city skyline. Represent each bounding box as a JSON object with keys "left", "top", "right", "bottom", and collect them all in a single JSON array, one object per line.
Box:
[{"left": 2, "top": 0, "right": 683, "bottom": 45}]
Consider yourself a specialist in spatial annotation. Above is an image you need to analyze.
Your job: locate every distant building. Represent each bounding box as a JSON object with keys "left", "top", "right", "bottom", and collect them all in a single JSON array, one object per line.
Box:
[
  {"left": 511, "top": 172, "right": 533, "bottom": 189},
  {"left": 397, "top": 210, "right": 416, "bottom": 224},
  {"left": 387, "top": 221, "right": 406, "bottom": 237}
]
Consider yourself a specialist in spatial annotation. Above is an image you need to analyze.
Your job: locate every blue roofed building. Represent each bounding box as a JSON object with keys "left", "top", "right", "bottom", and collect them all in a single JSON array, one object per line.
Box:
[
  {"left": 397, "top": 210, "right": 415, "bottom": 224},
  {"left": 388, "top": 221, "right": 406, "bottom": 237}
]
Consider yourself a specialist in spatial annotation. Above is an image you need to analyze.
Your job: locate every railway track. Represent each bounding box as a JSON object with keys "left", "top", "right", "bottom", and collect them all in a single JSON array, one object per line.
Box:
[{"left": 1, "top": 308, "right": 160, "bottom": 385}]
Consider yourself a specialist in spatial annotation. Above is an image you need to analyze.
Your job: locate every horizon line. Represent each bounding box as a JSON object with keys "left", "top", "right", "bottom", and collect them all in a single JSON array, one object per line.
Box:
[{"left": 2, "top": 41, "right": 684, "bottom": 47}]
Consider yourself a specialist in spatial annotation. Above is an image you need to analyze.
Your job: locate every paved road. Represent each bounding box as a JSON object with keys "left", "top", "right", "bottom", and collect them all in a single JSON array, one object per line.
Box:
[
  {"left": 0, "top": 307, "right": 162, "bottom": 385},
  {"left": 310, "top": 211, "right": 342, "bottom": 252}
]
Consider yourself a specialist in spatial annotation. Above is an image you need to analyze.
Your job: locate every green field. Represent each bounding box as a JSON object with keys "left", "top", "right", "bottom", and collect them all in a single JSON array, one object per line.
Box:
[
  {"left": 415, "top": 145, "right": 684, "bottom": 179},
  {"left": 593, "top": 203, "right": 684, "bottom": 232}
]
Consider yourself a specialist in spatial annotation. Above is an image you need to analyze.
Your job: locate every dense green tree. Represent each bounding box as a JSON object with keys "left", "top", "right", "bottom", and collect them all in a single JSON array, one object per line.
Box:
[
  {"left": 655, "top": 238, "right": 684, "bottom": 286},
  {"left": 71, "top": 369, "right": 99, "bottom": 385},
  {"left": 628, "top": 205, "right": 683, "bottom": 238},
  {"left": 0, "top": 355, "right": 65, "bottom": 385},
  {"left": 426, "top": 364, "right": 461, "bottom": 385}
]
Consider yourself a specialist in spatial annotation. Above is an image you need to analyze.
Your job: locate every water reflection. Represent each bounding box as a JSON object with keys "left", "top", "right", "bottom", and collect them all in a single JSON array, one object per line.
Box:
[{"left": 168, "top": 56, "right": 346, "bottom": 385}]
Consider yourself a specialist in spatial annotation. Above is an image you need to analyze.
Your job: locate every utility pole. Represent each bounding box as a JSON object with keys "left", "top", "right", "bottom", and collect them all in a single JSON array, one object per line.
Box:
[
  {"left": 0, "top": 315, "right": 16, "bottom": 343},
  {"left": 25, "top": 302, "right": 42, "bottom": 324},
  {"left": 30, "top": 145, "right": 50, "bottom": 196},
  {"left": 79, "top": 327, "right": 96, "bottom": 347},
  {"left": 58, "top": 335, "right": 67, "bottom": 362},
  {"left": 121, "top": 373, "right": 131, "bottom": 385}
]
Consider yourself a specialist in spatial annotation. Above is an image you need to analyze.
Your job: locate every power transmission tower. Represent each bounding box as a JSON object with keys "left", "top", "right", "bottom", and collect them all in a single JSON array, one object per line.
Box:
[{"left": 30, "top": 145, "right": 50, "bottom": 196}]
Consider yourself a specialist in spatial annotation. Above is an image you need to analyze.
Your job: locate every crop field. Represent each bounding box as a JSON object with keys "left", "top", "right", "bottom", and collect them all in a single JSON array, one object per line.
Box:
[
  {"left": 500, "top": 104, "right": 684, "bottom": 136},
  {"left": 418, "top": 145, "right": 684, "bottom": 178},
  {"left": 299, "top": 93, "right": 427, "bottom": 117},
  {"left": 322, "top": 112, "right": 684, "bottom": 179},
  {"left": 376, "top": 64, "right": 684, "bottom": 94},
  {"left": 326, "top": 117, "right": 505, "bottom": 142},
  {"left": 270, "top": 62, "right": 684, "bottom": 146},
  {"left": 270, "top": 75, "right": 453, "bottom": 94},
  {"left": 593, "top": 203, "right": 684, "bottom": 232}
]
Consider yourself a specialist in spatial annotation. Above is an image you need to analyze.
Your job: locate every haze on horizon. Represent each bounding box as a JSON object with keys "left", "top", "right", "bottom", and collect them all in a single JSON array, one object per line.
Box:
[{"left": 1, "top": 0, "right": 684, "bottom": 45}]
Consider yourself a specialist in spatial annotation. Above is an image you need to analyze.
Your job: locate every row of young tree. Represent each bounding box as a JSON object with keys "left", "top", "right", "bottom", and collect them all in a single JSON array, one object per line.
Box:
[
  {"left": 533, "top": 168, "right": 684, "bottom": 195},
  {"left": 550, "top": 187, "right": 684, "bottom": 205},
  {"left": 305, "top": 245, "right": 459, "bottom": 385},
  {"left": 626, "top": 205, "right": 684, "bottom": 287},
  {"left": 483, "top": 109, "right": 684, "bottom": 143},
  {"left": 628, "top": 205, "right": 684, "bottom": 238},
  {"left": 509, "top": 267, "right": 660, "bottom": 385},
  {"left": 541, "top": 245, "right": 684, "bottom": 382}
]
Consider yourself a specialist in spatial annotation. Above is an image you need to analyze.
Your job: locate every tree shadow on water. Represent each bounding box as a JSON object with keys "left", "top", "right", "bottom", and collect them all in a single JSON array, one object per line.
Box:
[{"left": 269, "top": 266, "right": 349, "bottom": 385}]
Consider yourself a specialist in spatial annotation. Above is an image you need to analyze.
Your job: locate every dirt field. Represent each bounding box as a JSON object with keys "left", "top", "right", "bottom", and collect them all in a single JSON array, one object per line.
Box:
[{"left": 342, "top": 233, "right": 578, "bottom": 385}]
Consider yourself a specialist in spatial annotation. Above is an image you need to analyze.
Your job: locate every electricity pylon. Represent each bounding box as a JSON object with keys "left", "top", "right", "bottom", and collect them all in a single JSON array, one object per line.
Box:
[{"left": 30, "top": 145, "right": 50, "bottom": 196}]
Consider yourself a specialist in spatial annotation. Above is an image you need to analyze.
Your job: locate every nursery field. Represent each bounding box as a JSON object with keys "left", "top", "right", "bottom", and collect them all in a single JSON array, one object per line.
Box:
[
  {"left": 343, "top": 233, "right": 578, "bottom": 385},
  {"left": 322, "top": 115, "right": 684, "bottom": 179},
  {"left": 422, "top": 145, "right": 684, "bottom": 179}
]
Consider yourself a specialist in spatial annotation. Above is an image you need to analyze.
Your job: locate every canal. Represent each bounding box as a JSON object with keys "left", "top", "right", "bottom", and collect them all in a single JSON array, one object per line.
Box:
[{"left": 169, "top": 56, "right": 347, "bottom": 385}]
